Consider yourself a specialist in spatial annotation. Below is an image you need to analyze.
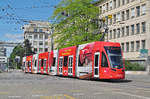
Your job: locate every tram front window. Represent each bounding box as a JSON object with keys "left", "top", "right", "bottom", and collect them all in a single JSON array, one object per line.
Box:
[{"left": 105, "top": 46, "right": 123, "bottom": 69}]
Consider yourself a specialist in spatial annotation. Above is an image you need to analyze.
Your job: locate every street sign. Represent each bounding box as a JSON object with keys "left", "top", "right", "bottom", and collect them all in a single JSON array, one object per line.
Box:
[{"left": 108, "top": 14, "right": 112, "bottom": 19}]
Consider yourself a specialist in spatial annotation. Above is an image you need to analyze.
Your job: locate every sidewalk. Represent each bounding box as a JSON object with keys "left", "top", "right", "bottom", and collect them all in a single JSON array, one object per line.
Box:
[{"left": 126, "top": 74, "right": 150, "bottom": 83}]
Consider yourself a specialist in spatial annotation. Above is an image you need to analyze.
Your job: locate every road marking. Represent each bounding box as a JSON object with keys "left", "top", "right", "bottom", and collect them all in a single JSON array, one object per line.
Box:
[
  {"left": 70, "top": 90, "right": 82, "bottom": 92},
  {"left": 64, "top": 94, "right": 76, "bottom": 99},
  {"left": 73, "top": 93, "right": 84, "bottom": 96},
  {"left": 8, "top": 96, "right": 21, "bottom": 98},
  {"left": 115, "top": 92, "right": 150, "bottom": 99},
  {"left": 0, "top": 91, "right": 9, "bottom": 95},
  {"left": 32, "top": 94, "right": 44, "bottom": 97},
  {"left": 93, "top": 92, "right": 103, "bottom": 95}
]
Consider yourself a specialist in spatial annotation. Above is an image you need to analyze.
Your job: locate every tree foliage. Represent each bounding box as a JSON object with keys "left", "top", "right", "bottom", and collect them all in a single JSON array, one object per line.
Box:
[
  {"left": 51, "top": 0, "right": 101, "bottom": 48},
  {"left": 24, "top": 39, "right": 35, "bottom": 56},
  {"left": 9, "top": 45, "right": 25, "bottom": 69}
]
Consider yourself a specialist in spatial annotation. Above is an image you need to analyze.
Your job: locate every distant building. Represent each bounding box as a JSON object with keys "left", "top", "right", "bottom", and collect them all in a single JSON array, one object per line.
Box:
[
  {"left": 23, "top": 21, "right": 50, "bottom": 54},
  {"left": 0, "top": 47, "right": 6, "bottom": 56},
  {"left": 97, "top": 0, "right": 150, "bottom": 65},
  {"left": 0, "top": 47, "right": 7, "bottom": 71}
]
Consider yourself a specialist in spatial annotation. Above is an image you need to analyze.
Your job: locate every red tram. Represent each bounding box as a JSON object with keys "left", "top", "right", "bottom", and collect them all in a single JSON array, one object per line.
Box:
[{"left": 23, "top": 41, "right": 125, "bottom": 79}]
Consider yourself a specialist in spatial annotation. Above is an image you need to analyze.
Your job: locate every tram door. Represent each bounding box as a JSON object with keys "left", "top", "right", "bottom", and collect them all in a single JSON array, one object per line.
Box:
[
  {"left": 94, "top": 52, "right": 100, "bottom": 78},
  {"left": 68, "top": 56, "right": 73, "bottom": 76},
  {"left": 59, "top": 57, "right": 63, "bottom": 75}
]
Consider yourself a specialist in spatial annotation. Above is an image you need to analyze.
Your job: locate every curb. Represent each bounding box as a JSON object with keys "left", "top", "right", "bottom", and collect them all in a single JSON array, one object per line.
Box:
[{"left": 125, "top": 71, "right": 149, "bottom": 75}]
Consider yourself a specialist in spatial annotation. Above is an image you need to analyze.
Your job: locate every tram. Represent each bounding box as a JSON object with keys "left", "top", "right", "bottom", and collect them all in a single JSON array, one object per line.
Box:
[{"left": 23, "top": 41, "right": 125, "bottom": 79}]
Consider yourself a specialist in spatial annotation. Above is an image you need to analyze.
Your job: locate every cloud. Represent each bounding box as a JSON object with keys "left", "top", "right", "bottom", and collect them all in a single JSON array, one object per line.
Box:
[{"left": 4, "top": 33, "right": 24, "bottom": 42}]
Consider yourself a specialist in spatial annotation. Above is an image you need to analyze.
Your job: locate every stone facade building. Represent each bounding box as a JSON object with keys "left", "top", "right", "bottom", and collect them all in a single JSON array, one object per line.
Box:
[
  {"left": 23, "top": 21, "right": 50, "bottom": 54},
  {"left": 97, "top": 0, "right": 150, "bottom": 65}
]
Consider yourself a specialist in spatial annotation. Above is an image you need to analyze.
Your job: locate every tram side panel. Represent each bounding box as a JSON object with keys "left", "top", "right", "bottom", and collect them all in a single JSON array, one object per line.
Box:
[
  {"left": 32, "top": 54, "right": 38, "bottom": 74},
  {"left": 26, "top": 55, "right": 33, "bottom": 73},
  {"left": 76, "top": 42, "right": 94, "bottom": 79},
  {"left": 50, "top": 50, "right": 58, "bottom": 75},
  {"left": 38, "top": 52, "right": 49, "bottom": 74},
  {"left": 57, "top": 46, "right": 77, "bottom": 77}
]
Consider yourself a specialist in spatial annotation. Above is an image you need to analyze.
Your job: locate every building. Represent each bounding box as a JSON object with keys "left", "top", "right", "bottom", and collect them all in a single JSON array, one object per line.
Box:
[
  {"left": 0, "top": 47, "right": 7, "bottom": 71},
  {"left": 0, "top": 47, "right": 6, "bottom": 56},
  {"left": 97, "top": 0, "right": 150, "bottom": 65},
  {"left": 23, "top": 21, "right": 51, "bottom": 54}
]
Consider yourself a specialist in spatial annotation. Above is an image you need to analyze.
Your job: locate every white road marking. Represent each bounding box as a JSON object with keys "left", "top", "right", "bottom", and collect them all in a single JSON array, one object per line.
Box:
[
  {"left": 115, "top": 92, "right": 150, "bottom": 99},
  {"left": 8, "top": 96, "right": 21, "bottom": 98},
  {"left": 73, "top": 93, "right": 84, "bottom": 96},
  {"left": 32, "top": 94, "right": 44, "bottom": 97},
  {"left": 93, "top": 92, "right": 103, "bottom": 95}
]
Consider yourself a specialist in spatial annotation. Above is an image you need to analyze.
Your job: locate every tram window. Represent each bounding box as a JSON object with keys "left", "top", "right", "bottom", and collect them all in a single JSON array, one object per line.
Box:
[
  {"left": 44, "top": 60, "right": 47, "bottom": 67},
  {"left": 34, "top": 60, "right": 37, "bottom": 67},
  {"left": 95, "top": 55, "right": 99, "bottom": 67},
  {"left": 95, "top": 68, "right": 98, "bottom": 75},
  {"left": 101, "top": 52, "right": 108, "bottom": 67},
  {"left": 59, "top": 58, "right": 63, "bottom": 67},
  {"left": 52, "top": 57, "right": 56, "bottom": 66},
  {"left": 41, "top": 59, "right": 44, "bottom": 67},
  {"left": 78, "top": 55, "right": 83, "bottom": 66},
  {"left": 64, "top": 56, "right": 68, "bottom": 67},
  {"left": 28, "top": 62, "right": 29, "bottom": 67}
]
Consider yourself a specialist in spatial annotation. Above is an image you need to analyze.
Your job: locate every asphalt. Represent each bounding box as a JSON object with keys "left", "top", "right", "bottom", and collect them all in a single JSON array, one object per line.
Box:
[{"left": 0, "top": 70, "right": 150, "bottom": 99}]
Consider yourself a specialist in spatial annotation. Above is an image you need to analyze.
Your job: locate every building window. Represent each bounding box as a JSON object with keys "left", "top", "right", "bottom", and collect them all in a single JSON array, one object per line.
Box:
[
  {"left": 126, "top": 9, "right": 130, "bottom": 20},
  {"left": 136, "top": 41, "right": 140, "bottom": 51},
  {"left": 121, "top": 11, "right": 125, "bottom": 21},
  {"left": 131, "top": 8, "right": 135, "bottom": 18},
  {"left": 126, "top": 0, "right": 129, "bottom": 4},
  {"left": 117, "top": 28, "right": 120, "bottom": 38},
  {"left": 113, "top": 14, "right": 116, "bottom": 23},
  {"left": 45, "top": 42, "right": 48, "bottom": 46},
  {"left": 34, "top": 34, "right": 38, "bottom": 39},
  {"left": 109, "top": 18, "right": 112, "bottom": 25},
  {"left": 131, "top": 42, "right": 134, "bottom": 52},
  {"left": 45, "top": 34, "right": 48, "bottom": 39},
  {"left": 117, "top": 13, "right": 121, "bottom": 22},
  {"left": 34, "top": 28, "right": 37, "bottom": 32},
  {"left": 141, "top": 4, "right": 146, "bottom": 15},
  {"left": 126, "top": 42, "right": 129, "bottom": 52},
  {"left": 109, "top": 30, "right": 112, "bottom": 39},
  {"left": 103, "top": 4, "right": 106, "bottom": 13},
  {"left": 39, "top": 42, "right": 43, "bottom": 45},
  {"left": 39, "top": 29, "right": 43, "bottom": 32},
  {"left": 136, "top": 23, "right": 140, "bottom": 34},
  {"left": 141, "top": 40, "right": 146, "bottom": 49},
  {"left": 136, "top": 6, "right": 140, "bottom": 17},
  {"left": 142, "top": 22, "right": 146, "bottom": 33},
  {"left": 113, "top": 0, "right": 116, "bottom": 8},
  {"left": 121, "top": 27, "right": 125, "bottom": 37},
  {"left": 106, "top": 3, "right": 109, "bottom": 11},
  {"left": 126, "top": 26, "right": 129, "bottom": 36},
  {"left": 110, "top": 1, "right": 112, "bottom": 10},
  {"left": 113, "top": 29, "right": 116, "bottom": 39},
  {"left": 121, "top": 43, "right": 124, "bottom": 52},
  {"left": 100, "top": 6, "right": 102, "bottom": 14},
  {"left": 118, "top": 0, "right": 120, "bottom": 7},
  {"left": 39, "top": 34, "right": 43, "bottom": 39},
  {"left": 131, "top": 24, "right": 134, "bottom": 35},
  {"left": 122, "top": 0, "right": 125, "bottom": 5},
  {"left": 33, "top": 41, "right": 37, "bottom": 46}
]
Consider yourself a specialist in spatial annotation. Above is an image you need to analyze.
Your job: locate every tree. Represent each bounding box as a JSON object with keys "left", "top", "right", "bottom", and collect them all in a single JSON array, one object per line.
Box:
[
  {"left": 24, "top": 39, "right": 35, "bottom": 56},
  {"left": 9, "top": 45, "right": 25, "bottom": 69},
  {"left": 51, "top": 0, "right": 102, "bottom": 49}
]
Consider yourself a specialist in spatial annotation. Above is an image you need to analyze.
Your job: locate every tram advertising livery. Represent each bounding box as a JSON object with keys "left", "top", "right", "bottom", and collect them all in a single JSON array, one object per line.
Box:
[{"left": 23, "top": 41, "right": 125, "bottom": 80}]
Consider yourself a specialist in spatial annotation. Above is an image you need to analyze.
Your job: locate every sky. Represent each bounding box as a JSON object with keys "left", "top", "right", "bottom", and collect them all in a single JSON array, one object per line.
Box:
[
  {"left": 0, "top": 0, "right": 61, "bottom": 42},
  {"left": 0, "top": 0, "right": 61, "bottom": 56}
]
